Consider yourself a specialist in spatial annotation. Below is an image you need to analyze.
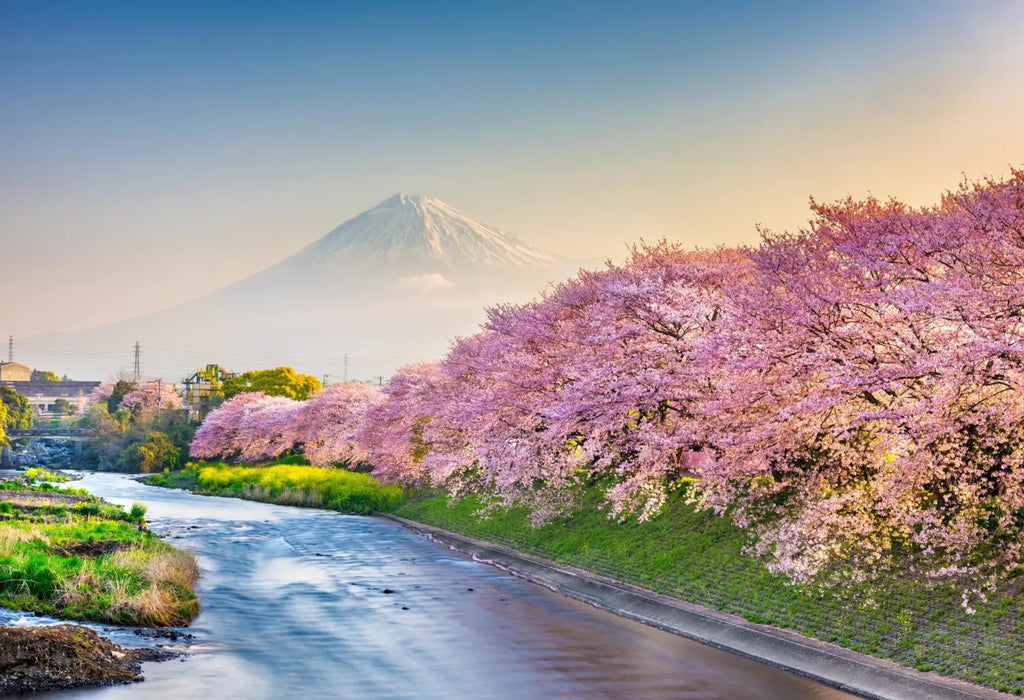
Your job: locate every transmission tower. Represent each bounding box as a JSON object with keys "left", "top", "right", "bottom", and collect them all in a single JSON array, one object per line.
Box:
[
  {"left": 343, "top": 354, "right": 348, "bottom": 382},
  {"left": 7, "top": 335, "right": 12, "bottom": 363},
  {"left": 133, "top": 341, "right": 141, "bottom": 381}
]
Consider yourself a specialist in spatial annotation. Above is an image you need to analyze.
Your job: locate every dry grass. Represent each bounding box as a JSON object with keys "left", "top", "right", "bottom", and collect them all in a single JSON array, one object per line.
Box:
[
  {"left": 51, "top": 545, "right": 200, "bottom": 626},
  {"left": 55, "top": 567, "right": 102, "bottom": 609},
  {"left": 108, "top": 547, "right": 149, "bottom": 569},
  {"left": 277, "top": 487, "right": 323, "bottom": 508},
  {"left": 0, "top": 524, "right": 41, "bottom": 546},
  {"left": 106, "top": 546, "right": 200, "bottom": 626},
  {"left": 119, "top": 584, "right": 181, "bottom": 626},
  {"left": 145, "top": 549, "right": 200, "bottom": 591}
]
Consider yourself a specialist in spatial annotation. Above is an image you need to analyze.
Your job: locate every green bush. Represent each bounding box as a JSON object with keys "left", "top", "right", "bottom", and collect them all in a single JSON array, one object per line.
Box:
[
  {"left": 24, "top": 468, "right": 70, "bottom": 483},
  {"left": 182, "top": 461, "right": 403, "bottom": 514},
  {"left": 128, "top": 502, "right": 148, "bottom": 523}
]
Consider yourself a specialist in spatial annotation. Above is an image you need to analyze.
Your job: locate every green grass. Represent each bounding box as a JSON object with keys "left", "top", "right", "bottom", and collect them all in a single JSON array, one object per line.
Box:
[
  {"left": 148, "top": 461, "right": 404, "bottom": 515},
  {"left": 0, "top": 482, "right": 199, "bottom": 626},
  {"left": 0, "top": 481, "right": 88, "bottom": 496},
  {"left": 395, "top": 486, "right": 1024, "bottom": 696},
  {"left": 144, "top": 465, "right": 201, "bottom": 490}
]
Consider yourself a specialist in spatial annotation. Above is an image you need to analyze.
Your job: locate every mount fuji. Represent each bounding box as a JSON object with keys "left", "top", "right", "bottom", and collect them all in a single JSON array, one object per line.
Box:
[
  {"left": 230, "top": 193, "right": 560, "bottom": 301},
  {"left": 290, "top": 193, "right": 555, "bottom": 271},
  {"left": 24, "top": 195, "right": 581, "bottom": 381}
]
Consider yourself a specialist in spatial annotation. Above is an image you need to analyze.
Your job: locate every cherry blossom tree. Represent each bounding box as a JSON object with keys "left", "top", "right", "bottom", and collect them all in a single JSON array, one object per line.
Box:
[
  {"left": 695, "top": 171, "right": 1024, "bottom": 587},
  {"left": 187, "top": 171, "right": 1024, "bottom": 591},
  {"left": 190, "top": 392, "right": 299, "bottom": 461},
  {"left": 119, "top": 380, "right": 183, "bottom": 420},
  {"left": 296, "top": 383, "right": 384, "bottom": 466},
  {"left": 361, "top": 243, "right": 748, "bottom": 520},
  {"left": 88, "top": 382, "right": 116, "bottom": 408},
  {"left": 357, "top": 362, "right": 466, "bottom": 485},
  {"left": 89, "top": 378, "right": 182, "bottom": 419},
  {"left": 192, "top": 383, "right": 383, "bottom": 466}
]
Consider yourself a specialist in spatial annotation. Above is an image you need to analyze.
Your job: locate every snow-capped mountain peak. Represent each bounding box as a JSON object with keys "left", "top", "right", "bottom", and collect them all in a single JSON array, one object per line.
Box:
[{"left": 291, "top": 194, "right": 555, "bottom": 270}]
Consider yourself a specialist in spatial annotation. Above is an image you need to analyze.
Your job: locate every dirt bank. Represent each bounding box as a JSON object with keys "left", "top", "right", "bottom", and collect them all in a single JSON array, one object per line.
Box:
[{"left": 0, "top": 624, "right": 176, "bottom": 695}]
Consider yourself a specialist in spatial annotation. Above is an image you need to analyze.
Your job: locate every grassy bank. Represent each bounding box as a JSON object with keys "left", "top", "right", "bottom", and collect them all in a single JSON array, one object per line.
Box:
[
  {"left": 147, "top": 461, "right": 404, "bottom": 514},
  {"left": 395, "top": 486, "right": 1024, "bottom": 695},
  {"left": 0, "top": 481, "right": 199, "bottom": 626}
]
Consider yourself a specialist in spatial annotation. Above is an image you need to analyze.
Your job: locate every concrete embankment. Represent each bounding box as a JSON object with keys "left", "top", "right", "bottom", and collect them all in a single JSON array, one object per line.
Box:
[{"left": 382, "top": 514, "right": 1014, "bottom": 700}]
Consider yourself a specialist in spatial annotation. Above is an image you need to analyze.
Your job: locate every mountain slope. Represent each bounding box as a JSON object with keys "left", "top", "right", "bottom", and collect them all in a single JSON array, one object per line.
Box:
[
  {"left": 23, "top": 195, "right": 582, "bottom": 381},
  {"left": 287, "top": 193, "right": 556, "bottom": 271}
]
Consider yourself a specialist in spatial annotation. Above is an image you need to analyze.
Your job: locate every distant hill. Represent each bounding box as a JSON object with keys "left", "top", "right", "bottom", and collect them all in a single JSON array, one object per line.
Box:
[{"left": 22, "top": 195, "right": 587, "bottom": 381}]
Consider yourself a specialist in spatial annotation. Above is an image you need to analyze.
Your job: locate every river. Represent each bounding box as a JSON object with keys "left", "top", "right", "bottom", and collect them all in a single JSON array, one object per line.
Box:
[{"left": 14, "top": 472, "right": 855, "bottom": 699}]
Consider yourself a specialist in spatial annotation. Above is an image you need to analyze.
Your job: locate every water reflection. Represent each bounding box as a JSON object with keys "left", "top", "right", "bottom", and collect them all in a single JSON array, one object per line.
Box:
[{"left": 31, "top": 472, "right": 855, "bottom": 699}]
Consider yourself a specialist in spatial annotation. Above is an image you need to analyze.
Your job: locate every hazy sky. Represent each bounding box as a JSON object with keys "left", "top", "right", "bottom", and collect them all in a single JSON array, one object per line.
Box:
[{"left": 3, "top": 1, "right": 1024, "bottom": 343}]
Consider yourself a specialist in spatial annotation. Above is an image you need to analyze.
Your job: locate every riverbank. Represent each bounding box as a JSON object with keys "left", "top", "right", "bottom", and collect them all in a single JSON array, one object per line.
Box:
[
  {"left": 393, "top": 489, "right": 1023, "bottom": 697},
  {"left": 145, "top": 461, "right": 403, "bottom": 514},
  {"left": 0, "top": 475, "right": 199, "bottom": 694},
  {"left": 385, "top": 514, "right": 1010, "bottom": 700},
  {"left": 143, "top": 466, "right": 1022, "bottom": 696},
  {"left": 0, "top": 479, "right": 200, "bottom": 626}
]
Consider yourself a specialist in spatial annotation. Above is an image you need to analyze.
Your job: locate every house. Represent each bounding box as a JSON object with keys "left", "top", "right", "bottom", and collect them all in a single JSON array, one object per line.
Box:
[
  {"left": 0, "top": 361, "right": 31, "bottom": 382},
  {"left": 0, "top": 380, "right": 101, "bottom": 416}
]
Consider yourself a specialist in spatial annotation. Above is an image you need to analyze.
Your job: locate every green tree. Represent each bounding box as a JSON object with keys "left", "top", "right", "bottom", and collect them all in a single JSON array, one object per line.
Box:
[
  {"left": 107, "top": 379, "right": 134, "bottom": 414},
  {"left": 222, "top": 367, "right": 322, "bottom": 401},
  {"left": 30, "top": 370, "right": 61, "bottom": 382},
  {"left": 77, "top": 404, "right": 129, "bottom": 437},
  {"left": 51, "top": 398, "right": 76, "bottom": 415},
  {"left": 77, "top": 405, "right": 194, "bottom": 472},
  {"left": 0, "top": 386, "right": 32, "bottom": 431},
  {"left": 0, "top": 401, "right": 8, "bottom": 446},
  {"left": 118, "top": 431, "right": 179, "bottom": 473}
]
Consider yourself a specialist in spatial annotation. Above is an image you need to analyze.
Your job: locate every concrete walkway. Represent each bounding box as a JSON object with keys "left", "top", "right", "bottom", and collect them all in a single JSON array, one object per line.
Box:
[{"left": 382, "top": 514, "right": 1014, "bottom": 700}]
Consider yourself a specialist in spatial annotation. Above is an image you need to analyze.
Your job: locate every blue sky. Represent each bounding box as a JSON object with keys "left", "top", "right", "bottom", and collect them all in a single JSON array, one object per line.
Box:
[{"left": 2, "top": 1, "right": 1023, "bottom": 338}]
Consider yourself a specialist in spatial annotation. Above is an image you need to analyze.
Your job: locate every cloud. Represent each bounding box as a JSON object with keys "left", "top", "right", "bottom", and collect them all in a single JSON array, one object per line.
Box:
[{"left": 396, "top": 273, "right": 456, "bottom": 292}]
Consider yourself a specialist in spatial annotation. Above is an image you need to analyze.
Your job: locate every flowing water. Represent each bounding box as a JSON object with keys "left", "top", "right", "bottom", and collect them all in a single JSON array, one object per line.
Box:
[{"left": 12, "top": 472, "right": 856, "bottom": 699}]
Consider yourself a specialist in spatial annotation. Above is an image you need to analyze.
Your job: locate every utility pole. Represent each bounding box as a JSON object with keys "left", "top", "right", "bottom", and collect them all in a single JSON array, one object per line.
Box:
[
  {"left": 322, "top": 374, "right": 328, "bottom": 387},
  {"left": 373, "top": 375, "right": 384, "bottom": 388},
  {"left": 133, "top": 341, "right": 141, "bottom": 381},
  {"left": 156, "top": 378, "right": 162, "bottom": 411},
  {"left": 343, "top": 354, "right": 348, "bottom": 383}
]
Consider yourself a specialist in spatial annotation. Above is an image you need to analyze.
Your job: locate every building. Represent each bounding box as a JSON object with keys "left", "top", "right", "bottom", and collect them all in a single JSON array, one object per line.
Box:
[
  {"left": 181, "top": 364, "right": 235, "bottom": 421},
  {"left": 0, "top": 361, "right": 31, "bottom": 382},
  {"left": 0, "top": 380, "right": 100, "bottom": 416}
]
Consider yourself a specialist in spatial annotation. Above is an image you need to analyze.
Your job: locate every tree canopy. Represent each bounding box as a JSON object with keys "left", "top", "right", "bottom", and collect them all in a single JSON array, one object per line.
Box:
[
  {"left": 0, "top": 386, "right": 32, "bottom": 432},
  {"left": 51, "top": 398, "right": 76, "bottom": 415},
  {"left": 221, "top": 367, "right": 322, "bottom": 401},
  {"left": 90, "top": 379, "right": 182, "bottom": 421},
  {"left": 30, "top": 369, "right": 61, "bottom": 382},
  {"left": 192, "top": 383, "right": 382, "bottom": 466},
  {"left": 188, "top": 172, "right": 1024, "bottom": 594}
]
